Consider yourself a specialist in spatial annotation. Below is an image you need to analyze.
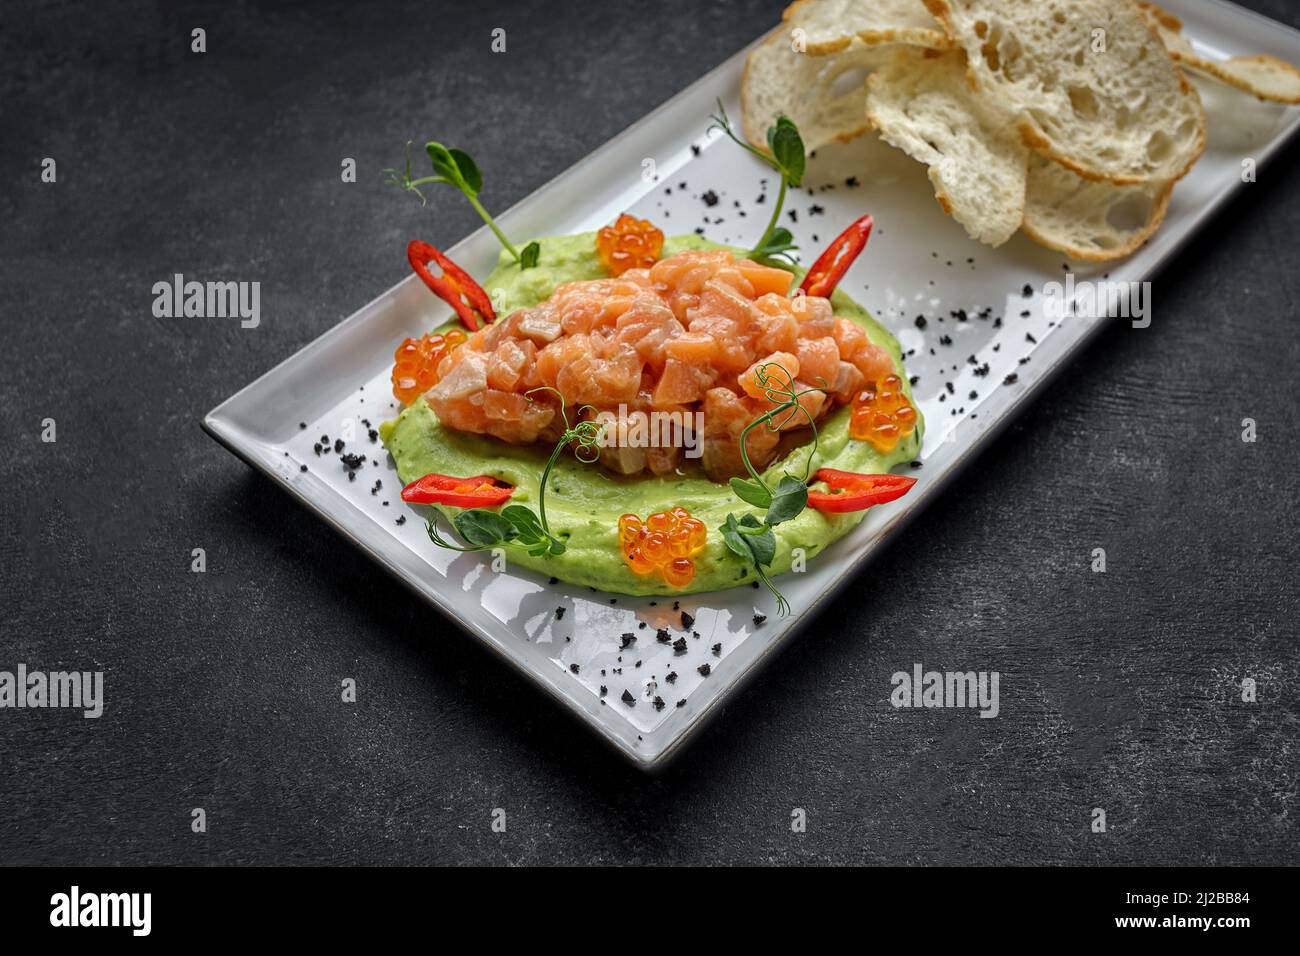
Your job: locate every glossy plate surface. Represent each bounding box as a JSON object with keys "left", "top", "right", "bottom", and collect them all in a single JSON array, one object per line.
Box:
[{"left": 205, "top": 0, "right": 1300, "bottom": 769}]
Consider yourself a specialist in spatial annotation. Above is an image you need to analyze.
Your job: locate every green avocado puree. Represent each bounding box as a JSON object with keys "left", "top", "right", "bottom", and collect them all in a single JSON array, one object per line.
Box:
[{"left": 381, "top": 233, "right": 923, "bottom": 596}]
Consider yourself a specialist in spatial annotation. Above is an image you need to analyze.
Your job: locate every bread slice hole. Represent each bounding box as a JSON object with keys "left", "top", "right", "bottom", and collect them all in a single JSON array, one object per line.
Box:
[
  {"left": 828, "top": 66, "right": 870, "bottom": 99},
  {"left": 1146, "top": 130, "right": 1173, "bottom": 163},
  {"left": 1106, "top": 194, "right": 1155, "bottom": 233},
  {"left": 1069, "top": 86, "right": 1099, "bottom": 120}
]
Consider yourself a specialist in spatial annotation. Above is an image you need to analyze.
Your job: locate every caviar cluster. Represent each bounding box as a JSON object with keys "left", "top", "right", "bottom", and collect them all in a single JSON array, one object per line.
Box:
[
  {"left": 849, "top": 374, "right": 918, "bottom": 452},
  {"left": 619, "top": 508, "right": 707, "bottom": 588},
  {"left": 391, "top": 328, "right": 467, "bottom": 405},
  {"left": 596, "top": 214, "right": 664, "bottom": 276}
]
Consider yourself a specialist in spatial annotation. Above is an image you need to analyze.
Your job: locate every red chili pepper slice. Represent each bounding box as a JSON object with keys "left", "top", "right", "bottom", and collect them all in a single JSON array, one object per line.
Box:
[
  {"left": 798, "top": 215, "right": 873, "bottom": 299},
  {"left": 806, "top": 468, "right": 915, "bottom": 514},
  {"left": 407, "top": 240, "right": 496, "bottom": 332},
  {"left": 400, "top": 473, "right": 514, "bottom": 508}
]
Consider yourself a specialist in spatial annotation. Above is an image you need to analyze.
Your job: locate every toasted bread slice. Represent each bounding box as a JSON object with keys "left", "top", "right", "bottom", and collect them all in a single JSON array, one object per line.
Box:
[
  {"left": 1138, "top": 2, "right": 1300, "bottom": 104},
  {"left": 782, "top": 0, "right": 952, "bottom": 55},
  {"left": 923, "top": 0, "right": 1206, "bottom": 186},
  {"left": 866, "top": 48, "right": 1027, "bottom": 246},
  {"left": 741, "top": 26, "right": 892, "bottom": 152},
  {"left": 1022, "top": 154, "right": 1173, "bottom": 261}
]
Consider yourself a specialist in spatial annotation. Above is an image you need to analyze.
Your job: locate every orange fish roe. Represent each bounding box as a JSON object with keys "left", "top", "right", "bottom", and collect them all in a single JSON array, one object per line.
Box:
[
  {"left": 391, "top": 329, "right": 467, "bottom": 405},
  {"left": 619, "top": 508, "right": 707, "bottom": 588},
  {"left": 849, "top": 374, "right": 917, "bottom": 452},
  {"left": 596, "top": 214, "right": 664, "bottom": 276}
]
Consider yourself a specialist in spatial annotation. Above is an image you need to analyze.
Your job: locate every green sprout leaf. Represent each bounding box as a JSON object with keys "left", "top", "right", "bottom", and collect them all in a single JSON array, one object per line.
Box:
[
  {"left": 519, "top": 241, "right": 541, "bottom": 269},
  {"left": 452, "top": 509, "right": 516, "bottom": 548},
  {"left": 765, "top": 475, "right": 809, "bottom": 527},
  {"left": 721, "top": 514, "right": 755, "bottom": 562},
  {"left": 749, "top": 227, "right": 798, "bottom": 265},
  {"left": 447, "top": 147, "right": 482, "bottom": 194},
  {"left": 729, "top": 477, "right": 773, "bottom": 510},
  {"left": 501, "top": 504, "right": 545, "bottom": 542},
  {"left": 766, "top": 117, "right": 806, "bottom": 186}
]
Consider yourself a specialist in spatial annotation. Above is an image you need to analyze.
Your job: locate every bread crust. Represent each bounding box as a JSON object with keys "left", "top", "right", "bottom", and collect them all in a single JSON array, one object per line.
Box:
[{"left": 922, "top": 0, "right": 1207, "bottom": 186}]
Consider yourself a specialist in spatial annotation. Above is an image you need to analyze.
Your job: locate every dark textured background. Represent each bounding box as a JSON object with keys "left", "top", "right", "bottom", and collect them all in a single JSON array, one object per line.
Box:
[{"left": 2, "top": 0, "right": 1297, "bottom": 865}]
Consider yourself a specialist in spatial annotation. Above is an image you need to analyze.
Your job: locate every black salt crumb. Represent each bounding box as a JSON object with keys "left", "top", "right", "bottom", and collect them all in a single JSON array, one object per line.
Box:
[
  {"left": 677, "top": 699, "right": 686, "bottom": 707},
  {"left": 691, "top": 144, "right": 701, "bottom": 156},
  {"left": 555, "top": 607, "right": 566, "bottom": 620},
  {"left": 299, "top": 464, "right": 307, "bottom": 472},
  {"left": 638, "top": 621, "right": 647, "bottom": 629},
  {"left": 600, "top": 685, "right": 607, "bottom": 697},
  {"left": 701, "top": 189, "right": 719, "bottom": 207},
  {"left": 681, "top": 611, "right": 695, "bottom": 630},
  {"left": 845, "top": 176, "right": 859, "bottom": 187},
  {"left": 673, "top": 637, "right": 688, "bottom": 654},
  {"left": 697, "top": 663, "right": 711, "bottom": 677},
  {"left": 620, "top": 633, "right": 636, "bottom": 649},
  {"left": 653, "top": 696, "right": 665, "bottom": 711},
  {"left": 549, "top": 576, "right": 558, "bottom": 585},
  {"left": 396, "top": 515, "right": 406, "bottom": 525},
  {"left": 753, "top": 614, "right": 767, "bottom": 625},
  {"left": 939, "top": 334, "right": 953, "bottom": 346},
  {"left": 299, "top": 422, "right": 307, "bottom": 429},
  {"left": 712, "top": 643, "right": 722, "bottom": 657},
  {"left": 656, "top": 628, "right": 671, "bottom": 644},
  {"left": 334, "top": 438, "right": 344, "bottom": 453},
  {"left": 621, "top": 689, "right": 635, "bottom": 706},
  {"left": 666, "top": 671, "right": 678, "bottom": 683},
  {"left": 569, "top": 663, "right": 579, "bottom": 674},
  {"left": 1022, "top": 283, "right": 1034, "bottom": 297},
  {"left": 1004, "top": 373, "right": 1019, "bottom": 385},
  {"left": 915, "top": 315, "right": 927, "bottom": 329}
]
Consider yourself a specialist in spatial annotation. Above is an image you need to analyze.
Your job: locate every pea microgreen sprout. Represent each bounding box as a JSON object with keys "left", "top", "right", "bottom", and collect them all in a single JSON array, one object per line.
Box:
[
  {"left": 707, "top": 101, "right": 805, "bottom": 265},
  {"left": 423, "top": 389, "right": 604, "bottom": 558},
  {"left": 524, "top": 386, "right": 606, "bottom": 543},
  {"left": 385, "top": 140, "right": 541, "bottom": 269},
  {"left": 719, "top": 362, "right": 829, "bottom": 616}
]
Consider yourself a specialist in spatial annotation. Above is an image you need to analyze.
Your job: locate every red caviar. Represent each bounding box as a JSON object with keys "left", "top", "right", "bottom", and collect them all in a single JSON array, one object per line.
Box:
[
  {"left": 619, "top": 507, "right": 707, "bottom": 588},
  {"left": 849, "top": 374, "right": 917, "bottom": 452},
  {"left": 391, "top": 328, "right": 468, "bottom": 405},
  {"left": 596, "top": 214, "right": 664, "bottom": 276}
]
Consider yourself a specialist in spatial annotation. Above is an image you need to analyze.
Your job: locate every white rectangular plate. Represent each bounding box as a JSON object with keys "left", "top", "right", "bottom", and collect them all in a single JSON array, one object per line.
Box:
[{"left": 205, "top": 0, "right": 1300, "bottom": 769}]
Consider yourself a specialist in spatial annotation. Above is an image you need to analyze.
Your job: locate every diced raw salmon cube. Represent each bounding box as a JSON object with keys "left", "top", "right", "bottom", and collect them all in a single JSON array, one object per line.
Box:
[{"left": 795, "top": 336, "right": 841, "bottom": 389}]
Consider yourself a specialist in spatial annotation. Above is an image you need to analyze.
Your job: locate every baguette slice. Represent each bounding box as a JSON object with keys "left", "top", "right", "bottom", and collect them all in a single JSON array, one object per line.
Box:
[
  {"left": 866, "top": 48, "right": 1027, "bottom": 246},
  {"left": 1138, "top": 2, "right": 1300, "bottom": 105},
  {"left": 923, "top": 0, "right": 1206, "bottom": 185},
  {"left": 741, "top": 27, "right": 891, "bottom": 152},
  {"left": 783, "top": 0, "right": 952, "bottom": 55},
  {"left": 1022, "top": 155, "right": 1173, "bottom": 261}
]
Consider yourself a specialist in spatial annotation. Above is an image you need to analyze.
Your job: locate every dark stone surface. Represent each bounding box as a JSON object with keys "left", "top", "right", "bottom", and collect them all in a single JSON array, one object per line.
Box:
[{"left": 2, "top": 0, "right": 1297, "bottom": 865}]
